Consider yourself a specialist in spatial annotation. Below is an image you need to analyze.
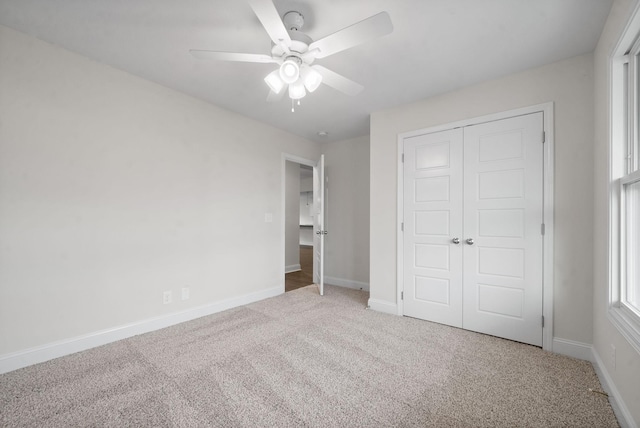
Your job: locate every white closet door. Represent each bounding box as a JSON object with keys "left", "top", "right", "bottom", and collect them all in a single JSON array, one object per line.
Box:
[
  {"left": 462, "top": 113, "right": 544, "bottom": 346},
  {"left": 403, "top": 128, "right": 464, "bottom": 327}
]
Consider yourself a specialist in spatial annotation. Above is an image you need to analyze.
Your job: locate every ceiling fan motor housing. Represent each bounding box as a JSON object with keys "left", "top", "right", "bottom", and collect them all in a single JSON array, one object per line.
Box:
[{"left": 271, "top": 37, "right": 313, "bottom": 64}]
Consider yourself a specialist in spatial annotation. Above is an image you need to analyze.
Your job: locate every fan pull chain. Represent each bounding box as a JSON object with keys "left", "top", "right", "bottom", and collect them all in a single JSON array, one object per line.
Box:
[{"left": 291, "top": 99, "right": 294, "bottom": 113}]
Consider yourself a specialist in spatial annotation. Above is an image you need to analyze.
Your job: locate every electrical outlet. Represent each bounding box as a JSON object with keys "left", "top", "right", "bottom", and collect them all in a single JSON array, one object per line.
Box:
[
  {"left": 163, "top": 291, "right": 172, "bottom": 305},
  {"left": 181, "top": 287, "right": 190, "bottom": 301},
  {"left": 610, "top": 344, "right": 616, "bottom": 370}
]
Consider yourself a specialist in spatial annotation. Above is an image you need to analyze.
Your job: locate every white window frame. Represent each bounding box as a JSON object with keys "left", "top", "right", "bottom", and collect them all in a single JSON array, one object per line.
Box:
[{"left": 609, "top": 4, "right": 640, "bottom": 354}]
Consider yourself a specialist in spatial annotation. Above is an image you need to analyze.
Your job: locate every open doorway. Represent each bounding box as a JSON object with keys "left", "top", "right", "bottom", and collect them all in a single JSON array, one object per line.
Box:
[
  {"left": 285, "top": 162, "right": 314, "bottom": 292},
  {"left": 282, "top": 153, "right": 326, "bottom": 295}
]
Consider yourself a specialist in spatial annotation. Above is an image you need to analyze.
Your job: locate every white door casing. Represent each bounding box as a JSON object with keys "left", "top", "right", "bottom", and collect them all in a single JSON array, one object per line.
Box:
[
  {"left": 402, "top": 112, "right": 545, "bottom": 347},
  {"left": 313, "top": 154, "right": 325, "bottom": 296},
  {"left": 281, "top": 153, "right": 326, "bottom": 296}
]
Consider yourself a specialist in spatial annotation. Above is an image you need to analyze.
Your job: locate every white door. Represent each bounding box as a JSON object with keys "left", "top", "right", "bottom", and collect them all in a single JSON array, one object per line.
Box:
[
  {"left": 313, "top": 154, "right": 325, "bottom": 296},
  {"left": 403, "top": 112, "right": 544, "bottom": 346},
  {"left": 403, "top": 128, "right": 464, "bottom": 327},
  {"left": 462, "top": 113, "right": 543, "bottom": 346}
]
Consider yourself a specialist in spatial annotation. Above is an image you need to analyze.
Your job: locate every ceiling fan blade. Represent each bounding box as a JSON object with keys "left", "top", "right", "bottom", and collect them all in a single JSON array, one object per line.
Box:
[
  {"left": 248, "top": 0, "right": 292, "bottom": 48},
  {"left": 189, "top": 50, "right": 276, "bottom": 63},
  {"left": 266, "top": 89, "right": 285, "bottom": 103},
  {"left": 312, "top": 65, "right": 363, "bottom": 96},
  {"left": 309, "top": 12, "right": 393, "bottom": 59}
]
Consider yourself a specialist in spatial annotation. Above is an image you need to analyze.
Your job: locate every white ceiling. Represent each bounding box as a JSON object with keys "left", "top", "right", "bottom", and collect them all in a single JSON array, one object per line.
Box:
[{"left": 0, "top": 0, "right": 612, "bottom": 143}]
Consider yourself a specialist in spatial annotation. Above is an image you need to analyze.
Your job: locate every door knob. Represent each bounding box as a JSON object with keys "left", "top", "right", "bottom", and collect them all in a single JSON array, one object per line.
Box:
[
  {"left": 466, "top": 238, "right": 474, "bottom": 245},
  {"left": 452, "top": 237, "right": 460, "bottom": 244}
]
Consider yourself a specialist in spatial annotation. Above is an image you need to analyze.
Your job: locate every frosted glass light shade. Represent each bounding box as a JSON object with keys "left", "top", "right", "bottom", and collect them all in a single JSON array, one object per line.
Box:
[
  {"left": 303, "top": 67, "right": 323, "bottom": 93},
  {"left": 288, "top": 82, "right": 306, "bottom": 99},
  {"left": 264, "top": 70, "right": 285, "bottom": 94},
  {"left": 279, "top": 60, "right": 300, "bottom": 84}
]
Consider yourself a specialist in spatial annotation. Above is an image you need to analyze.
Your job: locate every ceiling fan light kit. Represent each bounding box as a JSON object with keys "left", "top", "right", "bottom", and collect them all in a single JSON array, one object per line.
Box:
[{"left": 190, "top": 0, "right": 393, "bottom": 111}]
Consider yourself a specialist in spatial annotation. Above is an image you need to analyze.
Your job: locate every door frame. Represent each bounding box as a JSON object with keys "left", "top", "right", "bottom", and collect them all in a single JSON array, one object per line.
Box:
[
  {"left": 281, "top": 153, "right": 321, "bottom": 293},
  {"left": 396, "top": 103, "right": 555, "bottom": 351}
]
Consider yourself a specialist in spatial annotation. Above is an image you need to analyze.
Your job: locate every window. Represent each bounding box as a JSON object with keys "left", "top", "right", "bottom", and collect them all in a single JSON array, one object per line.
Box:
[
  {"left": 622, "top": 42, "right": 640, "bottom": 317},
  {"left": 623, "top": 177, "right": 640, "bottom": 312},
  {"left": 610, "top": 8, "right": 640, "bottom": 352}
]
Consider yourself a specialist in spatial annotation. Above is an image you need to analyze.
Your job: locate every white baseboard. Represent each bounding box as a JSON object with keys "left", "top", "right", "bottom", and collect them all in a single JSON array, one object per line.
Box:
[
  {"left": 324, "top": 276, "right": 369, "bottom": 291},
  {"left": 0, "top": 285, "right": 283, "bottom": 375},
  {"left": 592, "top": 348, "right": 637, "bottom": 428},
  {"left": 285, "top": 264, "right": 301, "bottom": 274},
  {"left": 552, "top": 337, "right": 593, "bottom": 361},
  {"left": 367, "top": 298, "right": 397, "bottom": 315}
]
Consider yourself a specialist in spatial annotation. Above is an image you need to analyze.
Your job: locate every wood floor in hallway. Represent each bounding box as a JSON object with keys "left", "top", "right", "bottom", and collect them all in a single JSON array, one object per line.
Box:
[{"left": 285, "top": 245, "right": 313, "bottom": 292}]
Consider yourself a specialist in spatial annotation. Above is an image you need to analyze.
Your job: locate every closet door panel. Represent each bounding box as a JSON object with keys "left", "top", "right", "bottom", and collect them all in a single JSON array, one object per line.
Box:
[
  {"left": 403, "top": 129, "right": 463, "bottom": 327},
  {"left": 462, "top": 112, "right": 544, "bottom": 346}
]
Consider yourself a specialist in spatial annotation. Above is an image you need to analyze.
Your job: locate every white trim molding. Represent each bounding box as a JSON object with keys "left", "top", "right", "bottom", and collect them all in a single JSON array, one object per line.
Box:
[
  {"left": 325, "top": 276, "right": 370, "bottom": 291},
  {"left": 285, "top": 264, "right": 301, "bottom": 274},
  {"left": 592, "top": 348, "right": 637, "bottom": 428},
  {"left": 0, "top": 285, "right": 282, "bottom": 375},
  {"left": 396, "top": 103, "right": 555, "bottom": 351},
  {"left": 367, "top": 298, "right": 398, "bottom": 315},
  {"left": 552, "top": 337, "right": 593, "bottom": 361}
]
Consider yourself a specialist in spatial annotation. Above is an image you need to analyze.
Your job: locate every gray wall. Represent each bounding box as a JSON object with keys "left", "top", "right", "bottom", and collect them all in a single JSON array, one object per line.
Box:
[
  {"left": 593, "top": 0, "right": 640, "bottom": 423},
  {"left": 284, "top": 161, "right": 300, "bottom": 271},
  {"left": 324, "top": 136, "right": 370, "bottom": 289},
  {"left": 0, "top": 25, "right": 320, "bottom": 356}
]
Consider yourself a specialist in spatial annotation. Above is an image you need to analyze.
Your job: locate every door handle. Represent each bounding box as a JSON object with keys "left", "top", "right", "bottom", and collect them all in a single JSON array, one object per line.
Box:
[
  {"left": 466, "top": 238, "right": 474, "bottom": 245},
  {"left": 452, "top": 237, "right": 460, "bottom": 244}
]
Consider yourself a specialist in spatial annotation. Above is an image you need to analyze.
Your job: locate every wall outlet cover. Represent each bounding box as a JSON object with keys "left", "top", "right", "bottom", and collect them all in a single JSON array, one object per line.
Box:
[{"left": 163, "top": 291, "right": 172, "bottom": 304}]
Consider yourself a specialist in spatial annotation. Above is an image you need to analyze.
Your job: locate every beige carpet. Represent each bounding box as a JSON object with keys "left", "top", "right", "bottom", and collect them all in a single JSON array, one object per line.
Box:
[{"left": 0, "top": 285, "right": 618, "bottom": 427}]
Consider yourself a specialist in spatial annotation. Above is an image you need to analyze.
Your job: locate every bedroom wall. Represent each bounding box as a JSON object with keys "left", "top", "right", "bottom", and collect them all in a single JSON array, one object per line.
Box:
[
  {"left": 0, "top": 25, "right": 320, "bottom": 359},
  {"left": 370, "top": 53, "right": 595, "bottom": 345},
  {"left": 323, "top": 135, "right": 370, "bottom": 289},
  {"left": 593, "top": 0, "right": 640, "bottom": 424},
  {"left": 284, "top": 161, "right": 300, "bottom": 272}
]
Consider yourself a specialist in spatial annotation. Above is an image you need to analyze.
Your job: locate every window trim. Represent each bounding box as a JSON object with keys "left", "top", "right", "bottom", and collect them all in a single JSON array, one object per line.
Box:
[{"left": 608, "top": 3, "right": 640, "bottom": 354}]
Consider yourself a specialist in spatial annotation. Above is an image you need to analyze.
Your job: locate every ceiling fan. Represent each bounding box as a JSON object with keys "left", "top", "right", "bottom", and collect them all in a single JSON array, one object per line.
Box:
[{"left": 190, "top": 0, "right": 393, "bottom": 110}]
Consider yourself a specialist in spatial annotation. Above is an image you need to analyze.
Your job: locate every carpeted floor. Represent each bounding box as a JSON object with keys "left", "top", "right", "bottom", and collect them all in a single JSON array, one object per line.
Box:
[{"left": 0, "top": 285, "right": 619, "bottom": 427}]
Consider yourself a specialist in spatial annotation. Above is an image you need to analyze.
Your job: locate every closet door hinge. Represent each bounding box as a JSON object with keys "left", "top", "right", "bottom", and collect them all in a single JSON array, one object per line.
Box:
[
  {"left": 401, "top": 222, "right": 404, "bottom": 232},
  {"left": 401, "top": 153, "right": 405, "bottom": 163},
  {"left": 541, "top": 223, "right": 545, "bottom": 235},
  {"left": 542, "top": 131, "right": 546, "bottom": 144},
  {"left": 542, "top": 316, "right": 545, "bottom": 328},
  {"left": 401, "top": 291, "right": 404, "bottom": 300}
]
